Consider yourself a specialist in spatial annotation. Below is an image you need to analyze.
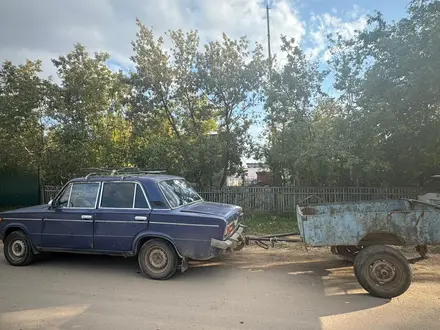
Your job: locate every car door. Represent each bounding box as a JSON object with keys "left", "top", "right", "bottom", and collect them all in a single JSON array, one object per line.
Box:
[
  {"left": 93, "top": 181, "right": 151, "bottom": 251},
  {"left": 41, "top": 181, "right": 100, "bottom": 250}
]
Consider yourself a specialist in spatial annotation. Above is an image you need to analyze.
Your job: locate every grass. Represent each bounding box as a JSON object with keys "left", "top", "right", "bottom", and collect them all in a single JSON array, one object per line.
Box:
[{"left": 241, "top": 213, "right": 298, "bottom": 235}]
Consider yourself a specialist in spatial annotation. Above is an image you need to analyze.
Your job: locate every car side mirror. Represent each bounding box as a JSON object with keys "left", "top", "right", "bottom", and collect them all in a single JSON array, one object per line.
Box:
[{"left": 48, "top": 199, "right": 58, "bottom": 209}]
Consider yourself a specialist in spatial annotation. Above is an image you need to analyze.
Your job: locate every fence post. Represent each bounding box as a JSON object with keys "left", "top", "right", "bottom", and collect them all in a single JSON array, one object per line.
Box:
[
  {"left": 40, "top": 185, "right": 45, "bottom": 204},
  {"left": 293, "top": 187, "right": 296, "bottom": 210}
]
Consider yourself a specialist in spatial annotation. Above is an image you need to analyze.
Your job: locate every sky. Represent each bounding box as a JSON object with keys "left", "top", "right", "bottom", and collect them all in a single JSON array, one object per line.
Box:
[{"left": 0, "top": 0, "right": 410, "bottom": 161}]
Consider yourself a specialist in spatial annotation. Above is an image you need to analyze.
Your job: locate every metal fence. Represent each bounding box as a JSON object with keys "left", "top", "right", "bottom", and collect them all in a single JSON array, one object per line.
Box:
[
  {"left": 198, "top": 187, "right": 421, "bottom": 213},
  {"left": 42, "top": 185, "right": 62, "bottom": 204},
  {"left": 42, "top": 185, "right": 421, "bottom": 213}
]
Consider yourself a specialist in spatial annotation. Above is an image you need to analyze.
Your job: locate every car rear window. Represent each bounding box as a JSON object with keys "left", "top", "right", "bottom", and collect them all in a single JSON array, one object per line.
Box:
[
  {"left": 158, "top": 179, "right": 202, "bottom": 208},
  {"left": 100, "top": 182, "right": 149, "bottom": 209},
  {"left": 101, "top": 182, "right": 135, "bottom": 208}
]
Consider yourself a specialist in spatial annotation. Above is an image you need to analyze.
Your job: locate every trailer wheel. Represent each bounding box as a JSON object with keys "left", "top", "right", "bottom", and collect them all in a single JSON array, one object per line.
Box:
[
  {"left": 330, "top": 245, "right": 361, "bottom": 263},
  {"left": 354, "top": 245, "right": 411, "bottom": 298}
]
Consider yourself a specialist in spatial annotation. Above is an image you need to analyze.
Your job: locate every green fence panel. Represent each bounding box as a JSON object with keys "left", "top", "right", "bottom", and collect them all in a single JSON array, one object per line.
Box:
[{"left": 0, "top": 171, "right": 40, "bottom": 207}]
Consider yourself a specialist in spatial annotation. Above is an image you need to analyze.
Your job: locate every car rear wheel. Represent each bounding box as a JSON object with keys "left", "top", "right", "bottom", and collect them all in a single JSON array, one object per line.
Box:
[
  {"left": 138, "top": 239, "right": 178, "bottom": 280},
  {"left": 4, "top": 230, "right": 35, "bottom": 266}
]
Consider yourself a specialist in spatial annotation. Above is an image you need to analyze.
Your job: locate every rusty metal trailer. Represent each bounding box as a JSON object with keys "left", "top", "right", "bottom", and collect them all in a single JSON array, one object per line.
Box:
[{"left": 246, "top": 198, "right": 440, "bottom": 299}]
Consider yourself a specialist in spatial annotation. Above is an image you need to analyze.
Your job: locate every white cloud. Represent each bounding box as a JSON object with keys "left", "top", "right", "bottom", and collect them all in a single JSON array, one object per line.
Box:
[
  {"left": 0, "top": 0, "right": 305, "bottom": 76},
  {"left": 0, "top": 0, "right": 368, "bottom": 74},
  {"left": 306, "top": 6, "right": 368, "bottom": 62}
]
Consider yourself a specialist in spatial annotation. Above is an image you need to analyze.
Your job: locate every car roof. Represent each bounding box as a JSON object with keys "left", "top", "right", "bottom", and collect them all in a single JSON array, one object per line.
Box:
[{"left": 70, "top": 174, "right": 184, "bottom": 183}]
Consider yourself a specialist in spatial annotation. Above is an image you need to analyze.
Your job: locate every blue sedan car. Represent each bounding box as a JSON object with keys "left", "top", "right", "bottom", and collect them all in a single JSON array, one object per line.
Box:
[{"left": 0, "top": 173, "right": 245, "bottom": 280}]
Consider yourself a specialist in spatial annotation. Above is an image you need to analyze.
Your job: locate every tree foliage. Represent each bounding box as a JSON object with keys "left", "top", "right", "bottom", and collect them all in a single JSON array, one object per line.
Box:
[
  {"left": 0, "top": 60, "right": 46, "bottom": 173},
  {"left": 1, "top": 0, "right": 439, "bottom": 188},
  {"left": 43, "top": 44, "right": 129, "bottom": 183},
  {"left": 264, "top": 0, "right": 440, "bottom": 187},
  {"left": 0, "top": 21, "right": 265, "bottom": 186},
  {"left": 128, "top": 20, "right": 266, "bottom": 187}
]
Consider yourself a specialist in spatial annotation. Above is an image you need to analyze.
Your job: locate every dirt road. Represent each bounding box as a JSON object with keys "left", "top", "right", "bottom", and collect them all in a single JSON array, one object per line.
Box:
[{"left": 0, "top": 244, "right": 439, "bottom": 330}]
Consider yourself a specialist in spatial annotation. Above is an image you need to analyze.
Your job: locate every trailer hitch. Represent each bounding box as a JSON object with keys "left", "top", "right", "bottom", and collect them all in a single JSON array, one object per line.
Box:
[{"left": 245, "top": 232, "right": 302, "bottom": 249}]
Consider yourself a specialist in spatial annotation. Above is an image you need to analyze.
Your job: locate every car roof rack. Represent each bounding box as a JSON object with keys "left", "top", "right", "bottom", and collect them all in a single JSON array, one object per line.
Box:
[{"left": 83, "top": 167, "right": 167, "bottom": 180}]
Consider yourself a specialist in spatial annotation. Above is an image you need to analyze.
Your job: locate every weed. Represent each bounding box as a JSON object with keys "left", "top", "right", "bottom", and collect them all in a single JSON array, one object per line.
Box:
[{"left": 242, "top": 213, "right": 298, "bottom": 235}]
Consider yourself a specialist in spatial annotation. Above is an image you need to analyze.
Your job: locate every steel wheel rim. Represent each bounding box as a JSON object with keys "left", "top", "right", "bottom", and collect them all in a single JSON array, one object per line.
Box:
[
  {"left": 369, "top": 259, "right": 398, "bottom": 285},
  {"left": 146, "top": 248, "right": 168, "bottom": 272},
  {"left": 8, "top": 239, "right": 26, "bottom": 261}
]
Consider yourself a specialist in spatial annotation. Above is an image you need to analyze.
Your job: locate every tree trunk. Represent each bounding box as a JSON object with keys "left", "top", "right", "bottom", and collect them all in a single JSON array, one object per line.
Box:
[
  {"left": 219, "top": 150, "right": 229, "bottom": 188},
  {"left": 219, "top": 162, "right": 228, "bottom": 188},
  {"left": 219, "top": 124, "right": 231, "bottom": 189}
]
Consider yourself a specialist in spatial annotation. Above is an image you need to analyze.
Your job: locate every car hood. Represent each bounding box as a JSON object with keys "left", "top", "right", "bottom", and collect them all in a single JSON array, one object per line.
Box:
[
  {"left": 1, "top": 204, "right": 48, "bottom": 215},
  {"left": 180, "top": 201, "right": 242, "bottom": 221}
]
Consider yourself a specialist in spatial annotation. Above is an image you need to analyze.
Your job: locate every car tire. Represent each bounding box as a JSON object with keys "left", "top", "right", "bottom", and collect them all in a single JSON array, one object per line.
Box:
[
  {"left": 4, "top": 230, "right": 35, "bottom": 266},
  {"left": 138, "top": 239, "right": 178, "bottom": 280},
  {"left": 353, "top": 245, "right": 411, "bottom": 298}
]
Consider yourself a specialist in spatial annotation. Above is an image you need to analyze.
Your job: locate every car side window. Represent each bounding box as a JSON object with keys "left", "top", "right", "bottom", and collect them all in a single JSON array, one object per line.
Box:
[
  {"left": 158, "top": 181, "right": 180, "bottom": 208},
  {"left": 134, "top": 184, "right": 149, "bottom": 208},
  {"left": 69, "top": 183, "right": 100, "bottom": 208},
  {"left": 100, "top": 182, "right": 136, "bottom": 208},
  {"left": 58, "top": 184, "right": 72, "bottom": 208}
]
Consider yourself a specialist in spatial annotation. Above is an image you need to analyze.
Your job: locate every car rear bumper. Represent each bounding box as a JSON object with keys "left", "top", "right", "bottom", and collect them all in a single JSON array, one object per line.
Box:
[{"left": 210, "top": 225, "right": 245, "bottom": 251}]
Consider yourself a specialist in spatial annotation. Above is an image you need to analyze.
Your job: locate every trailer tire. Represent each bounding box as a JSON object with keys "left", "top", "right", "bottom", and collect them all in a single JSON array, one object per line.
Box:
[{"left": 354, "top": 245, "right": 411, "bottom": 298}]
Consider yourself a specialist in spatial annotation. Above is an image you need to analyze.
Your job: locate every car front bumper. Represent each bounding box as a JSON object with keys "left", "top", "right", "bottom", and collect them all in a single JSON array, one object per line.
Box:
[{"left": 210, "top": 225, "right": 245, "bottom": 251}]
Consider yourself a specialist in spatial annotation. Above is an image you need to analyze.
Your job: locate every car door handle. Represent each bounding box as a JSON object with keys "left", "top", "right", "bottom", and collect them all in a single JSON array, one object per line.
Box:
[
  {"left": 135, "top": 216, "right": 147, "bottom": 221},
  {"left": 81, "top": 215, "right": 93, "bottom": 220}
]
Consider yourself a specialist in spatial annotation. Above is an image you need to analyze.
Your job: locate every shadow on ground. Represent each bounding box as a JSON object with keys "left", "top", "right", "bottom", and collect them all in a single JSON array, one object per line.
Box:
[
  {"left": 2, "top": 245, "right": 439, "bottom": 329},
  {"left": 8, "top": 248, "right": 392, "bottom": 312}
]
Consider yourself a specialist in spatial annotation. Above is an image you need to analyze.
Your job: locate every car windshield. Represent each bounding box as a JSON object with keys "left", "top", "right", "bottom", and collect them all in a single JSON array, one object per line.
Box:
[{"left": 158, "top": 179, "right": 202, "bottom": 208}]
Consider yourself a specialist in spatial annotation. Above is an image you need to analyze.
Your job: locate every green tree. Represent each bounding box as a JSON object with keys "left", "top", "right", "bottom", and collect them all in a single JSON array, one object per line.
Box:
[
  {"left": 129, "top": 21, "right": 224, "bottom": 186},
  {"left": 263, "top": 36, "right": 327, "bottom": 185},
  {"left": 130, "top": 21, "right": 265, "bottom": 187},
  {"left": 329, "top": 0, "right": 440, "bottom": 186},
  {"left": 44, "top": 44, "right": 128, "bottom": 183},
  {"left": 197, "top": 34, "right": 266, "bottom": 187},
  {"left": 0, "top": 60, "right": 46, "bottom": 173}
]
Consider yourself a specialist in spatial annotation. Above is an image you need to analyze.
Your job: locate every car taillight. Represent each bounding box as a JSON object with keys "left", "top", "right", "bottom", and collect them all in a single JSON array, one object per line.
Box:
[{"left": 224, "top": 222, "right": 236, "bottom": 238}]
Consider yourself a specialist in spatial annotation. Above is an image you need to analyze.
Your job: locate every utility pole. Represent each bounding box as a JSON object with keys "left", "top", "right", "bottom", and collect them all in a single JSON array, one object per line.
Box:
[
  {"left": 266, "top": 4, "right": 272, "bottom": 74},
  {"left": 266, "top": 2, "right": 279, "bottom": 185}
]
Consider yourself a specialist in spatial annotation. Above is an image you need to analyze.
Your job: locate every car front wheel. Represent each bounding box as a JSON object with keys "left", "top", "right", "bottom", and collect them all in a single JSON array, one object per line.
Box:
[
  {"left": 138, "top": 239, "right": 178, "bottom": 280},
  {"left": 4, "top": 230, "right": 35, "bottom": 266}
]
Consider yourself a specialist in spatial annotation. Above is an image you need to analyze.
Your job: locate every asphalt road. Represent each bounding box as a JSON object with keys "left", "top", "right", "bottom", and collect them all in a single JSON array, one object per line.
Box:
[{"left": 0, "top": 244, "right": 439, "bottom": 330}]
